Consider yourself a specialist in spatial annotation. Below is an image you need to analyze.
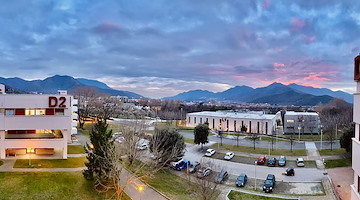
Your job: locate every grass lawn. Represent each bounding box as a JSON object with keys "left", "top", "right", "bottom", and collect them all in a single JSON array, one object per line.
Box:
[
  {"left": 14, "top": 157, "right": 86, "bottom": 168},
  {"left": 68, "top": 145, "right": 86, "bottom": 154},
  {"left": 260, "top": 136, "right": 288, "bottom": 142},
  {"left": 0, "top": 172, "right": 130, "bottom": 200},
  {"left": 210, "top": 143, "right": 307, "bottom": 156},
  {"left": 145, "top": 130, "right": 155, "bottom": 134},
  {"left": 184, "top": 138, "right": 195, "bottom": 144},
  {"left": 143, "top": 169, "right": 200, "bottom": 200},
  {"left": 325, "top": 158, "right": 352, "bottom": 168},
  {"left": 228, "top": 190, "right": 296, "bottom": 200},
  {"left": 319, "top": 148, "right": 347, "bottom": 156},
  {"left": 180, "top": 129, "right": 194, "bottom": 133}
]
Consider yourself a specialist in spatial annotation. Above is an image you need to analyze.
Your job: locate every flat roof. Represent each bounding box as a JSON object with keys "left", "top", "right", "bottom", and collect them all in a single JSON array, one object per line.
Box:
[
  {"left": 187, "top": 111, "right": 276, "bottom": 120},
  {"left": 285, "top": 111, "right": 318, "bottom": 116}
]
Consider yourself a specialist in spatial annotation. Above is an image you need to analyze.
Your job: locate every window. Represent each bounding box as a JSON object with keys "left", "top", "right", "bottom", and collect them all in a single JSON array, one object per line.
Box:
[
  {"left": 46, "top": 109, "right": 55, "bottom": 115},
  {"left": 265, "top": 122, "right": 268, "bottom": 135},
  {"left": 226, "top": 120, "right": 229, "bottom": 130},
  {"left": 25, "top": 109, "right": 35, "bottom": 115},
  {"left": 234, "top": 120, "right": 237, "bottom": 132},
  {"left": 249, "top": 121, "right": 252, "bottom": 133},
  {"left": 200, "top": 118, "right": 202, "bottom": 124},
  {"left": 206, "top": 118, "right": 208, "bottom": 123},
  {"left": 5, "top": 109, "right": 14, "bottom": 115},
  {"left": 358, "top": 176, "right": 360, "bottom": 193},
  {"left": 194, "top": 117, "right": 196, "bottom": 124},
  {"left": 15, "top": 109, "right": 25, "bottom": 115},
  {"left": 55, "top": 109, "right": 64, "bottom": 115},
  {"left": 287, "top": 120, "right": 294, "bottom": 123},
  {"left": 35, "top": 109, "right": 45, "bottom": 115},
  {"left": 257, "top": 122, "right": 260, "bottom": 133},
  {"left": 212, "top": 119, "right": 215, "bottom": 128}
]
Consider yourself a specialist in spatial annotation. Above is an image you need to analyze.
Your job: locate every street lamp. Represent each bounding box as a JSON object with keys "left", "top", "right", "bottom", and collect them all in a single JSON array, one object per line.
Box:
[
  {"left": 136, "top": 184, "right": 145, "bottom": 200},
  {"left": 254, "top": 161, "right": 257, "bottom": 190},
  {"left": 298, "top": 126, "right": 301, "bottom": 141},
  {"left": 320, "top": 125, "right": 323, "bottom": 150}
]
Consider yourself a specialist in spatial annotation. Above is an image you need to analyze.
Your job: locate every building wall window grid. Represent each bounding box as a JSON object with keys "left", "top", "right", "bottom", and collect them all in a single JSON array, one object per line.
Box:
[{"left": 5, "top": 108, "right": 64, "bottom": 116}]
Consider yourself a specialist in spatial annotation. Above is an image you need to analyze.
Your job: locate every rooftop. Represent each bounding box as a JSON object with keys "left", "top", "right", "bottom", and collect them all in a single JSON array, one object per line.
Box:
[{"left": 187, "top": 111, "right": 276, "bottom": 120}]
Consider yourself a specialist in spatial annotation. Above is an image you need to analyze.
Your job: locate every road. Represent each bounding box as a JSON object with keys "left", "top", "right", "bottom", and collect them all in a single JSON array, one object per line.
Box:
[
  {"left": 183, "top": 143, "right": 327, "bottom": 182},
  {"left": 179, "top": 131, "right": 340, "bottom": 150}
]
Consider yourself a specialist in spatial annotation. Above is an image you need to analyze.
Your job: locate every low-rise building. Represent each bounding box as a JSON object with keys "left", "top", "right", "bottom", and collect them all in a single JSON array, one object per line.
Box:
[
  {"left": 0, "top": 84, "right": 77, "bottom": 159},
  {"left": 186, "top": 111, "right": 278, "bottom": 135},
  {"left": 281, "top": 111, "right": 320, "bottom": 135}
]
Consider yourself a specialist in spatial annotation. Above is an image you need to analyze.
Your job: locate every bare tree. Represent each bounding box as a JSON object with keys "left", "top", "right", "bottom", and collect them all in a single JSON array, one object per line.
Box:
[
  {"left": 70, "top": 86, "right": 99, "bottom": 129},
  {"left": 248, "top": 132, "right": 259, "bottom": 150},
  {"left": 193, "top": 160, "right": 220, "bottom": 200}
]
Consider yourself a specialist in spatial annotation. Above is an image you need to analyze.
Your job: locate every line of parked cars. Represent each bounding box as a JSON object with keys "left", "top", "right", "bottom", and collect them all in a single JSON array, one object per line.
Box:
[{"left": 256, "top": 156, "right": 305, "bottom": 167}]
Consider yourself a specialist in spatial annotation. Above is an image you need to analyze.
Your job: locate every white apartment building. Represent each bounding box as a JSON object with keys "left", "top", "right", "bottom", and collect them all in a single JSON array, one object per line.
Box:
[
  {"left": 0, "top": 84, "right": 78, "bottom": 159},
  {"left": 282, "top": 111, "right": 320, "bottom": 135},
  {"left": 186, "top": 111, "right": 278, "bottom": 135},
  {"left": 351, "top": 55, "right": 360, "bottom": 200}
]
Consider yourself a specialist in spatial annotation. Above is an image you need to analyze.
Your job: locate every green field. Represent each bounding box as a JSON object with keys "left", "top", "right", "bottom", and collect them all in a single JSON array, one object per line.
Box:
[
  {"left": 325, "top": 158, "right": 352, "bottom": 168},
  {"left": 67, "top": 145, "right": 86, "bottom": 154},
  {"left": 14, "top": 157, "right": 86, "bottom": 168},
  {"left": 0, "top": 172, "right": 131, "bottom": 200},
  {"left": 184, "top": 138, "right": 195, "bottom": 144},
  {"left": 228, "top": 190, "right": 296, "bottom": 200},
  {"left": 319, "top": 148, "right": 347, "bottom": 156},
  {"left": 210, "top": 143, "right": 307, "bottom": 156}
]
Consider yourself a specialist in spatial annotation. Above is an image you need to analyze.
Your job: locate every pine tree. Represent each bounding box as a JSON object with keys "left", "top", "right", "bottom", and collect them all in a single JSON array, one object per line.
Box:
[
  {"left": 83, "top": 119, "right": 114, "bottom": 181},
  {"left": 194, "top": 123, "right": 209, "bottom": 150}
]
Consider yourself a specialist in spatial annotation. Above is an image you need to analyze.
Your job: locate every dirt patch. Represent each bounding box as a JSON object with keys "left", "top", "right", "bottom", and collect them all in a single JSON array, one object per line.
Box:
[{"left": 327, "top": 167, "right": 353, "bottom": 200}]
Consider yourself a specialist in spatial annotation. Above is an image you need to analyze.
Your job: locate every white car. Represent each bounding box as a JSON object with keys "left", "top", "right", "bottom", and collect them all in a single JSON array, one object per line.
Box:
[
  {"left": 224, "top": 152, "right": 234, "bottom": 160},
  {"left": 170, "top": 158, "right": 184, "bottom": 168},
  {"left": 205, "top": 149, "right": 216, "bottom": 157},
  {"left": 137, "top": 143, "right": 148, "bottom": 150},
  {"left": 296, "top": 157, "right": 305, "bottom": 167}
]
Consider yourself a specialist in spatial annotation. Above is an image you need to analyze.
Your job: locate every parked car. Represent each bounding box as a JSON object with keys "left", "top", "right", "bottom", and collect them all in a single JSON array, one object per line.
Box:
[
  {"left": 224, "top": 152, "right": 234, "bottom": 160},
  {"left": 296, "top": 158, "right": 305, "bottom": 167},
  {"left": 175, "top": 160, "right": 190, "bottom": 171},
  {"left": 137, "top": 143, "right": 148, "bottom": 150},
  {"left": 205, "top": 149, "right": 216, "bottom": 157},
  {"left": 267, "top": 157, "right": 276, "bottom": 167},
  {"left": 284, "top": 167, "right": 295, "bottom": 176},
  {"left": 256, "top": 156, "right": 266, "bottom": 165},
  {"left": 263, "top": 174, "right": 276, "bottom": 193},
  {"left": 170, "top": 158, "right": 184, "bottom": 169},
  {"left": 214, "top": 170, "right": 229, "bottom": 183},
  {"left": 197, "top": 167, "right": 212, "bottom": 178},
  {"left": 188, "top": 161, "right": 200, "bottom": 173},
  {"left": 236, "top": 173, "right": 248, "bottom": 187},
  {"left": 278, "top": 156, "right": 286, "bottom": 167}
]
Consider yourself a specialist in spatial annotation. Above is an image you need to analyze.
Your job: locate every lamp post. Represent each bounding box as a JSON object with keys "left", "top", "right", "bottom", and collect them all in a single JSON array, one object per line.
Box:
[
  {"left": 137, "top": 184, "right": 145, "bottom": 200},
  {"left": 320, "top": 125, "right": 323, "bottom": 150},
  {"left": 298, "top": 126, "right": 301, "bottom": 141},
  {"left": 254, "top": 161, "right": 257, "bottom": 190}
]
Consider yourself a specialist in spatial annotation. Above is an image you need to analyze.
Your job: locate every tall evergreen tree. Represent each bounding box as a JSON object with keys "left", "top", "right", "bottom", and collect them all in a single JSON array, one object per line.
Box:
[
  {"left": 83, "top": 119, "right": 114, "bottom": 181},
  {"left": 194, "top": 123, "right": 209, "bottom": 150}
]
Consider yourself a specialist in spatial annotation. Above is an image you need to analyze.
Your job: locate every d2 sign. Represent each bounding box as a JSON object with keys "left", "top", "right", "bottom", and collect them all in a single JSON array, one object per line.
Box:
[{"left": 49, "top": 96, "right": 67, "bottom": 108}]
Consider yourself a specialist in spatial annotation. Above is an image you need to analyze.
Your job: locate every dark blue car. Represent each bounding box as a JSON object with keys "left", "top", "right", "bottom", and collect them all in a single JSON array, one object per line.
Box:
[
  {"left": 236, "top": 173, "right": 247, "bottom": 187},
  {"left": 176, "top": 160, "right": 190, "bottom": 170}
]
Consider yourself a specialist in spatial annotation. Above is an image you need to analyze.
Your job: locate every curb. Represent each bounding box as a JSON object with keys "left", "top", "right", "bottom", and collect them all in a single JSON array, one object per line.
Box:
[{"left": 225, "top": 189, "right": 300, "bottom": 200}]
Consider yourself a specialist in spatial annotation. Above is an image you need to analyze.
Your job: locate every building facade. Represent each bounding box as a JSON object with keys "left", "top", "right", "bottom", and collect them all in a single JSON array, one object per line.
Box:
[
  {"left": 351, "top": 55, "right": 360, "bottom": 200},
  {"left": 282, "top": 111, "right": 320, "bottom": 135},
  {"left": 186, "top": 111, "right": 278, "bottom": 135},
  {"left": 0, "top": 84, "right": 78, "bottom": 159}
]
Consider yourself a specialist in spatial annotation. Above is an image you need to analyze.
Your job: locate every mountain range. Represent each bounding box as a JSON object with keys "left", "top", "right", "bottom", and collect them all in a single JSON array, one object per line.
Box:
[
  {"left": 0, "top": 75, "right": 142, "bottom": 98},
  {"left": 164, "top": 82, "right": 352, "bottom": 106}
]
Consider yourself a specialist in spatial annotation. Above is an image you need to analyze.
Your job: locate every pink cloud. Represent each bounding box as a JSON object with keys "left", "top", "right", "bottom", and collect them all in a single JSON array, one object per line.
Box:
[
  {"left": 262, "top": 0, "right": 270, "bottom": 8},
  {"left": 302, "top": 35, "right": 316, "bottom": 43},
  {"left": 232, "top": 75, "right": 245, "bottom": 79},
  {"left": 273, "top": 62, "right": 285, "bottom": 67},
  {"left": 208, "top": 70, "right": 225, "bottom": 74},
  {"left": 291, "top": 18, "right": 306, "bottom": 28},
  {"left": 303, "top": 74, "right": 330, "bottom": 81}
]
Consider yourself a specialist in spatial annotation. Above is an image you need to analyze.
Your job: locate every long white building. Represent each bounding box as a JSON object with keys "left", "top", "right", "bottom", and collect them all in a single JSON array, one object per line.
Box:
[
  {"left": 0, "top": 84, "right": 77, "bottom": 159},
  {"left": 186, "top": 111, "right": 278, "bottom": 135},
  {"left": 352, "top": 55, "right": 360, "bottom": 200}
]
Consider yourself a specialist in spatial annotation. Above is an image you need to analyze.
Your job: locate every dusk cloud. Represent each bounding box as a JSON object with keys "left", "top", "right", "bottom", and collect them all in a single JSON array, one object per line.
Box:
[{"left": 0, "top": 0, "right": 358, "bottom": 98}]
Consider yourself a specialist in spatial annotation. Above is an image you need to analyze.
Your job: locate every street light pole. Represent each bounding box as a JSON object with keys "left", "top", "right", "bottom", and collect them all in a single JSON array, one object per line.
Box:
[
  {"left": 320, "top": 126, "right": 323, "bottom": 150},
  {"left": 254, "top": 161, "right": 257, "bottom": 190},
  {"left": 298, "top": 126, "right": 301, "bottom": 141}
]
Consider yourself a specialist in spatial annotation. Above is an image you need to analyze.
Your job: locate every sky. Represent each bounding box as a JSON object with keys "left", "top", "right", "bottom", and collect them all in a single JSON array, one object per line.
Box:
[{"left": 0, "top": 0, "right": 359, "bottom": 98}]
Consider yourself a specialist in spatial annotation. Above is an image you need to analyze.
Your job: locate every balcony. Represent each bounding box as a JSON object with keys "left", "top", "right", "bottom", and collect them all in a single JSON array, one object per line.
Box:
[
  {"left": 72, "top": 99, "right": 78, "bottom": 106},
  {"left": 354, "top": 94, "right": 360, "bottom": 124},
  {"left": 71, "top": 114, "right": 78, "bottom": 120},
  {"left": 71, "top": 107, "right": 78, "bottom": 113},
  {"left": 353, "top": 138, "right": 360, "bottom": 175}
]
